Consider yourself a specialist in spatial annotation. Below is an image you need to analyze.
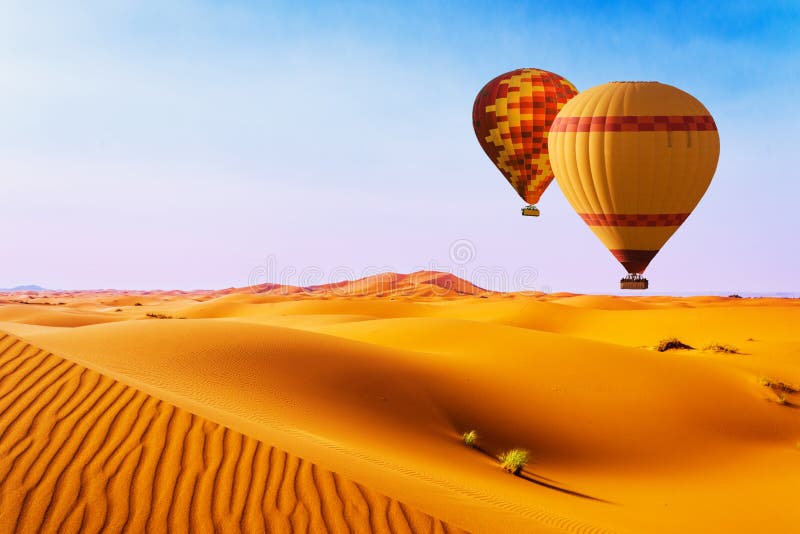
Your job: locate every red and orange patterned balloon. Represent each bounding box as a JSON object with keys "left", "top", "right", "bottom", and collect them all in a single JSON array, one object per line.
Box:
[{"left": 472, "top": 68, "right": 578, "bottom": 215}]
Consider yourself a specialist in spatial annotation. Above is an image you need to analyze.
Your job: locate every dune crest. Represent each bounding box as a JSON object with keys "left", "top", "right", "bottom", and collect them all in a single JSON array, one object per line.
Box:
[{"left": 0, "top": 270, "right": 494, "bottom": 306}]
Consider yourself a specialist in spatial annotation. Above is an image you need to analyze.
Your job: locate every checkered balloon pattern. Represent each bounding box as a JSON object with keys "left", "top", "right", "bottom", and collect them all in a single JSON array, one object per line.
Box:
[{"left": 472, "top": 69, "right": 578, "bottom": 205}]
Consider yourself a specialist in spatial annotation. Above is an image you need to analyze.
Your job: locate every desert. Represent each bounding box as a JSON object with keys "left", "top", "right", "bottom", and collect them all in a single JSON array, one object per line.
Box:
[{"left": 0, "top": 272, "right": 798, "bottom": 533}]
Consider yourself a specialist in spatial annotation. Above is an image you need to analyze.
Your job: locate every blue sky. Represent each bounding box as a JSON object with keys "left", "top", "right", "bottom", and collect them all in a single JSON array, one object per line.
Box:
[{"left": 2, "top": 1, "right": 798, "bottom": 292}]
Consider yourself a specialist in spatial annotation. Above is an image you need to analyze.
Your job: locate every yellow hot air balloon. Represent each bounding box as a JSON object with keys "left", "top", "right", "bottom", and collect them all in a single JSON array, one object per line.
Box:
[{"left": 548, "top": 82, "right": 720, "bottom": 289}]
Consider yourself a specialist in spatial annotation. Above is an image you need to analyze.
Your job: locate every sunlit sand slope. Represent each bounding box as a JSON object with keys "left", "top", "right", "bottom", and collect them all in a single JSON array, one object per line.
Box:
[{"left": 0, "top": 333, "right": 465, "bottom": 534}]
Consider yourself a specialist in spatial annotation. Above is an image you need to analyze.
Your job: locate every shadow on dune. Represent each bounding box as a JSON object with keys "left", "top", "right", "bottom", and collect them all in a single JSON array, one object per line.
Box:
[
  {"left": 470, "top": 446, "right": 614, "bottom": 504},
  {"left": 516, "top": 471, "right": 615, "bottom": 504}
]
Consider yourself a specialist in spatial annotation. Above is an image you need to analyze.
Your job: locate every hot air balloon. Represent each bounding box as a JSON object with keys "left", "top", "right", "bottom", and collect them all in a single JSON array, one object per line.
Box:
[
  {"left": 548, "top": 81, "right": 720, "bottom": 289},
  {"left": 473, "top": 68, "right": 578, "bottom": 217}
]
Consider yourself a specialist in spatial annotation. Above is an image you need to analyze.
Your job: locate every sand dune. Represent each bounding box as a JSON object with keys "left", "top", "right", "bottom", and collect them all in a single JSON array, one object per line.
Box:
[
  {"left": 0, "top": 333, "right": 465, "bottom": 534},
  {"left": 1, "top": 273, "right": 799, "bottom": 533},
  {"left": 0, "top": 270, "right": 491, "bottom": 306}
]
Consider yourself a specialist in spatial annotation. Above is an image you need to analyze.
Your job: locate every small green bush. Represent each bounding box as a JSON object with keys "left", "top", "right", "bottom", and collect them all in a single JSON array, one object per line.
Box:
[
  {"left": 498, "top": 449, "right": 528, "bottom": 475},
  {"left": 461, "top": 430, "right": 478, "bottom": 448},
  {"left": 656, "top": 337, "right": 694, "bottom": 352}
]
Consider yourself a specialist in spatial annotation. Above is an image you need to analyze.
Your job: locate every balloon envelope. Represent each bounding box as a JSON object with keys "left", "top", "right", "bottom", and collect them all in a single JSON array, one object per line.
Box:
[
  {"left": 548, "top": 81, "right": 720, "bottom": 274},
  {"left": 473, "top": 68, "right": 578, "bottom": 206}
]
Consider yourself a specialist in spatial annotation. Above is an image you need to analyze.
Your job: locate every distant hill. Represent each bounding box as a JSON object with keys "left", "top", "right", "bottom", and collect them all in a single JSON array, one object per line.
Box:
[
  {"left": 0, "top": 285, "right": 47, "bottom": 292},
  {"left": 0, "top": 272, "right": 495, "bottom": 302},
  {"left": 250, "top": 270, "right": 493, "bottom": 297}
]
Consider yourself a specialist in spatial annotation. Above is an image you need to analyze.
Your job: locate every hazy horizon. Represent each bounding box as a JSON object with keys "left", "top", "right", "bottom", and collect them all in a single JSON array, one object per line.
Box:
[{"left": 2, "top": 270, "right": 798, "bottom": 298}]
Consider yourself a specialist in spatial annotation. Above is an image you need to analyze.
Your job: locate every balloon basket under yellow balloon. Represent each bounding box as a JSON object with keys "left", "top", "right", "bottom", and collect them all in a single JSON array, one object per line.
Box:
[
  {"left": 620, "top": 274, "right": 649, "bottom": 290},
  {"left": 521, "top": 205, "right": 540, "bottom": 217}
]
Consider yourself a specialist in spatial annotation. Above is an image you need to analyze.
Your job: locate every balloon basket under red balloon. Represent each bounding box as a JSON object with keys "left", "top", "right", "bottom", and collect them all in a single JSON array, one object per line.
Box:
[
  {"left": 521, "top": 205, "right": 540, "bottom": 217},
  {"left": 620, "top": 274, "right": 649, "bottom": 290}
]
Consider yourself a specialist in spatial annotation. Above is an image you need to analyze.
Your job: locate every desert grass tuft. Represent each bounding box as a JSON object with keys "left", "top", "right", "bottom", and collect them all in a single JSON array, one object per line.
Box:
[
  {"left": 656, "top": 337, "right": 694, "bottom": 352},
  {"left": 497, "top": 449, "right": 528, "bottom": 475},
  {"left": 759, "top": 377, "right": 799, "bottom": 394},
  {"left": 760, "top": 377, "right": 798, "bottom": 406},
  {"left": 703, "top": 343, "right": 740, "bottom": 354},
  {"left": 461, "top": 430, "right": 478, "bottom": 448},
  {"left": 146, "top": 312, "right": 173, "bottom": 319}
]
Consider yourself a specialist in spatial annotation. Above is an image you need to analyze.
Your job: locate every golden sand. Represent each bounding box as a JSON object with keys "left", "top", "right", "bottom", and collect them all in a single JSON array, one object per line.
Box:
[
  {"left": 0, "top": 333, "right": 463, "bottom": 534},
  {"left": 1, "top": 272, "right": 798, "bottom": 533}
]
